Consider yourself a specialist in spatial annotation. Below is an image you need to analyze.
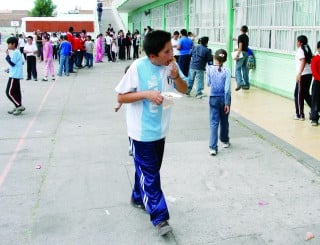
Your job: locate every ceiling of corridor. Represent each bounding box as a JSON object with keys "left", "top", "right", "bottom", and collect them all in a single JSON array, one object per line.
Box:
[{"left": 116, "top": 0, "right": 157, "bottom": 12}]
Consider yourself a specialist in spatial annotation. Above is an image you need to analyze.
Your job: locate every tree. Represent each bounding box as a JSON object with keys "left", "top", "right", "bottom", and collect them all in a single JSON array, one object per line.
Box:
[{"left": 29, "top": 0, "right": 57, "bottom": 17}]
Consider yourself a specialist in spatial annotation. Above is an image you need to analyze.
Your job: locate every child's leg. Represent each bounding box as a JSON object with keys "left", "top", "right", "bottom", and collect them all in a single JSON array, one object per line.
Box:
[
  {"left": 311, "top": 80, "right": 320, "bottom": 122},
  {"left": 6, "top": 78, "right": 21, "bottom": 107},
  {"left": 220, "top": 105, "right": 230, "bottom": 143},
  {"left": 209, "top": 97, "right": 220, "bottom": 150}
]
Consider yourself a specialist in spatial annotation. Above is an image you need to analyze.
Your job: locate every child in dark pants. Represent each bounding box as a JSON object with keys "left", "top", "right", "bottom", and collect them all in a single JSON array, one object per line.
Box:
[
  {"left": 5, "top": 37, "right": 25, "bottom": 116},
  {"left": 310, "top": 41, "right": 320, "bottom": 126},
  {"left": 115, "top": 30, "right": 187, "bottom": 236}
]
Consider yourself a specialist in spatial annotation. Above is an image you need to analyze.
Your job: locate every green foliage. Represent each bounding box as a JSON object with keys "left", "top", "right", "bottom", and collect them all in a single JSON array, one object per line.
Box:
[{"left": 29, "top": 0, "right": 57, "bottom": 17}]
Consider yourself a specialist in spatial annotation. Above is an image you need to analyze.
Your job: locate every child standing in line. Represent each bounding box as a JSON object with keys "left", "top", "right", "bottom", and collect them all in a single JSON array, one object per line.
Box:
[
  {"left": 110, "top": 34, "right": 117, "bottom": 62},
  {"left": 207, "top": 49, "right": 231, "bottom": 156},
  {"left": 95, "top": 33, "right": 104, "bottom": 63},
  {"left": 5, "top": 37, "right": 25, "bottom": 116},
  {"left": 57, "top": 35, "right": 72, "bottom": 77},
  {"left": 310, "top": 41, "right": 320, "bottom": 126},
  {"left": 85, "top": 35, "right": 94, "bottom": 68},
  {"left": 42, "top": 35, "right": 55, "bottom": 81}
]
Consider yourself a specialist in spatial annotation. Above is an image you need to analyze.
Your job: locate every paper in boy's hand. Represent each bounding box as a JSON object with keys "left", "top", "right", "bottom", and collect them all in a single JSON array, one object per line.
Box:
[
  {"left": 161, "top": 92, "right": 183, "bottom": 99},
  {"left": 161, "top": 92, "right": 183, "bottom": 109}
]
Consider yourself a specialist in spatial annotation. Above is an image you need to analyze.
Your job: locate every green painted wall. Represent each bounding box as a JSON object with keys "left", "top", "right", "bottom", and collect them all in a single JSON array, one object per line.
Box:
[{"left": 249, "top": 50, "right": 295, "bottom": 99}]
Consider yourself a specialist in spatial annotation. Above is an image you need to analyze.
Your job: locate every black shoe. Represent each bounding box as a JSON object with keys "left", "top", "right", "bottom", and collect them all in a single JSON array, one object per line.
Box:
[
  {"left": 242, "top": 86, "right": 250, "bottom": 90},
  {"left": 235, "top": 86, "right": 241, "bottom": 91},
  {"left": 26, "top": 78, "right": 31, "bottom": 80},
  {"left": 311, "top": 121, "right": 318, "bottom": 126}
]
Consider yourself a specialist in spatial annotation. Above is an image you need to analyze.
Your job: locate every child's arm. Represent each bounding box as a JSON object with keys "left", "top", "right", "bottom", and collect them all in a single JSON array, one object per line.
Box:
[
  {"left": 206, "top": 65, "right": 211, "bottom": 86},
  {"left": 5, "top": 55, "right": 15, "bottom": 66},
  {"left": 5, "top": 49, "right": 15, "bottom": 66},
  {"left": 224, "top": 69, "right": 232, "bottom": 106},
  {"left": 118, "top": 91, "right": 163, "bottom": 105}
]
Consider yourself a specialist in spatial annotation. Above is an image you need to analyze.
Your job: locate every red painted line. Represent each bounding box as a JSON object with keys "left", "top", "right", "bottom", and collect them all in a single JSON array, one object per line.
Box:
[{"left": 0, "top": 82, "right": 56, "bottom": 189}]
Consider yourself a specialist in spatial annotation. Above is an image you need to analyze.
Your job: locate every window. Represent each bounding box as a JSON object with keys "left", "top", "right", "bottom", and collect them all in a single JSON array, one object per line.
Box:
[
  {"left": 189, "top": 0, "right": 226, "bottom": 43},
  {"left": 235, "top": 0, "right": 320, "bottom": 52},
  {"left": 165, "top": 0, "right": 185, "bottom": 35}
]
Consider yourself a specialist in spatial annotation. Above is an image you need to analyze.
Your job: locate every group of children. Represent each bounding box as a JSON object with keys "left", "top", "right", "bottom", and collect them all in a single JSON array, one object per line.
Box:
[{"left": 294, "top": 35, "right": 320, "bottom": 126}]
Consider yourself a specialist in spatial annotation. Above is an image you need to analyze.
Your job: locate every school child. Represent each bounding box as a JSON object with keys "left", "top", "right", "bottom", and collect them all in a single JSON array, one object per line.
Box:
[
  {"left": 110, "top": 35, "right": 117, "bottom": 62},
  {"left": 310, "top": 41, "right": 320, "bottom": 126},
  {"left": 294, "top": 35, "right": 313, "bottom": 120},
  {"left": 42, "top": 35, "right": 55, "bottom": 81},
  {"left": 23, "top": 36, "right": 38, "bottom": 81},
  {"left": 85, "top": 35, "right": 94, "bottom": 68},
  {"left": 95, "top": 33, "right": 104, "bottom": 63},
  {"left": 5, "top": 37, "right": 25, "bottom": 116},
  {"left": 207, "top": 49, "right": 231, "bottom": 156},
  {"left": 115, "top": 30, "right": 187, "bottom": 236},
  {"left": 57, "top": 35, "right": 72, "bottom": 77}
]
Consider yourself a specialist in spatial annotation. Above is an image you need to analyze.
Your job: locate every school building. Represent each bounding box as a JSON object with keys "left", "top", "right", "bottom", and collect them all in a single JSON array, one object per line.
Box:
[{"left": 113, "top": 0, "right": 320, "bottom": 99}]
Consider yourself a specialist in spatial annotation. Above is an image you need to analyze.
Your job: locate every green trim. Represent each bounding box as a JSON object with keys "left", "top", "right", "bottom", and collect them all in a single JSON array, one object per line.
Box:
[
  {"left": 184, "top": 0, "right": 189, "bottom": 30},
  {"left": 226, "top": 0, "right": 234, "bottom": 70},
  {"left": 129, "top": 0, "right": 175, "bottom": 16},
  {"left": 250, "top": 79, "right": 293, "bottom": 99}
]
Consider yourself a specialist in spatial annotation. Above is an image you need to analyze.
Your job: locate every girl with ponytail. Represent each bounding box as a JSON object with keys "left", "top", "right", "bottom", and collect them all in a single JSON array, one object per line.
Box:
[
  {"left": 294, "top": 35, "right": 313, "bottom": 120},
  {"left": 206, "top": 49, "right": 231, "bottom": 156}
]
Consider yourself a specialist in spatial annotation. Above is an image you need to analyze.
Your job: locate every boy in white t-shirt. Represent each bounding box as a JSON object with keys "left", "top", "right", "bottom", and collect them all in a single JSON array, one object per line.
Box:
[{"left": 115, "top": 30, "right": 187, "bottom": 236}]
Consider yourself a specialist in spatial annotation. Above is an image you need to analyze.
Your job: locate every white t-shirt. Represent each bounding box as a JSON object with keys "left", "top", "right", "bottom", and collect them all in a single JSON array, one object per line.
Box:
[
  {"left": 115, "top": 57, "right": 178, "bottom": 142},
  {"left": 50, "top": 36, "right": 59, "bottom": 46},
  {"left": 171, "top": 38, "right": 180, "bottom": 56},
  {"left": 295, "top": 47, "right": 311, "bottom": 75},
  {"left": 18, "top": 38, "right": 25, "bottom": 48},
  {"left": 23, "top": 42, "right": 38, "bottom": 57},
  {"left": 105, "top": 35, "right": 113, "bottom": 45}
]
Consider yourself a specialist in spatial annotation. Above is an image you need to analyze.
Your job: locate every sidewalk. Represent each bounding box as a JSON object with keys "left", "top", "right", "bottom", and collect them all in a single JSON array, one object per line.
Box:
[
  {"left": 230, "top": 84, "right": 320, "bottom": 161},
  {"left": 0, "top": 50, "right": 319, "bottom": 244}
]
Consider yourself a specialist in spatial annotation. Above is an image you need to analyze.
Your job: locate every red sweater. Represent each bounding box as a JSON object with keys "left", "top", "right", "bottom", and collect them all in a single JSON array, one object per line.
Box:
[{"left": 311, "top": 54, "right": 320, "bottom": 81}]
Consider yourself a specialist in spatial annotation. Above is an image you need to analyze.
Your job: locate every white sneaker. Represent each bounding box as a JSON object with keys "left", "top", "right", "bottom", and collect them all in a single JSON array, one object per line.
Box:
[
  {"left": 196, "top": 93, "right": 206, "bottom": 99},
  {"left": 209, "top": 149, "right": 217, "bottom": 156},
  {"left": 222, "top": 142, "right": 230, "bottom": 148},
  {"left": 8, "top": 108, "right": 16, "bottom": 114},
  {"left": 16, "top": 106, "right": 25, "bottom": 112},
  {"left": 293, "top": 115, "right": 300, "bottom": 120}
]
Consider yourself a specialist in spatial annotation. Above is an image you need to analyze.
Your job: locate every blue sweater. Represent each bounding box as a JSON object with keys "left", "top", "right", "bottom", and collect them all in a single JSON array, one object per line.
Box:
[
  {"left": 206, "top": 65, "right": 231, "bottom": 105},
  {"left": 59, "top": 40, "right": 71, "bottom": 56},
  {"left": 190, "top": 44, "right": 212, "bottom": 70}
]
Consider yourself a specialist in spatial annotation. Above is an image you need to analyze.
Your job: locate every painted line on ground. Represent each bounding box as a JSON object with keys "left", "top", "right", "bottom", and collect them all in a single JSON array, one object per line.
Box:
[{"left": 0, "top": 81, "right": 56, "bottom": 189}]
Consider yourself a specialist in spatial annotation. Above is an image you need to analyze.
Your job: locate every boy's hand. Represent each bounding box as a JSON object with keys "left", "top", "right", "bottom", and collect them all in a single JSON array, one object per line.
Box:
[
  {"left": 148, "top": 90, "right": 163, "bottom": 105},
  {"left": 224, "top": 105, "right": 230, "bottom": 114}
]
